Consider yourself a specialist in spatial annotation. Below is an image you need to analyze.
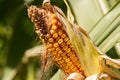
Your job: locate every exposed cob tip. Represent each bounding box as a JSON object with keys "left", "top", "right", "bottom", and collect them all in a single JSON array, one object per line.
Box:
[{"left": 28, "top": 4, "right": 85, "bottom": 76}]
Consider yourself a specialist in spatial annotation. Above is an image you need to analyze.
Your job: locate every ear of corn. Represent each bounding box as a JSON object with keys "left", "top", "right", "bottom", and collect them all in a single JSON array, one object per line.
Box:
[
  {"left": 28, "top": 1, "right": 120, "bottom": 79},
  {"left": 27, "top": 3, "right": 84, "bottom": 76}
]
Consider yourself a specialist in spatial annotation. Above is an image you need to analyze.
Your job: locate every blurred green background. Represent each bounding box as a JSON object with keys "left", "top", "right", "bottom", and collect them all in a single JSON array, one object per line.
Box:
[{"left": 0, "top": 0, "right": 66, "bottom": 80}]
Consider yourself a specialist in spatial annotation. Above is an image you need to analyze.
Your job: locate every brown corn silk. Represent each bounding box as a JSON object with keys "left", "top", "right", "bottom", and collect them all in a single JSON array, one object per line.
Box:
[{"left": 28, "top": 3, "right": 84, "bottom": 76}]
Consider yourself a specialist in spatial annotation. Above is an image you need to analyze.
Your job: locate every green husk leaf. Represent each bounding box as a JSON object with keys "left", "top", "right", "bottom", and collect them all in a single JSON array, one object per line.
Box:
[
  {"left": 67, "top": 26, "right": 101, "bottom": 76},
  {"left": 115, "top": 41, "right": 120, "bottom": 58},
  {"left": 100, "top": 55, "right": 120, "bottom": 79},
  {"left": 63, "top": 0, "right": 74, "bottom": 23},
  {"left": 67, "top": 0, "right": 103, "bottom": 32},
  {"left": 99, "top": 25, "right": 120, "bottom": 53},
  {"left": 98, "top": 0, "right": 119, "bottom": 14},
  {"left": 102, "top": 55, "right": 120, "bottom": 69},
  {"left": 89, "top": 1, "right": 120, "bottom": 45},
  {"left": 95, "top": 14, "right": 120, "bottom": 46}
]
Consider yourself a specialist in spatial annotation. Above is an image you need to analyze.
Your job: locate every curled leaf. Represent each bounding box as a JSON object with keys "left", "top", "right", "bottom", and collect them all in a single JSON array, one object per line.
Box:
[{"left": 100, "top": 55, "right": 120, "bottom": 79}]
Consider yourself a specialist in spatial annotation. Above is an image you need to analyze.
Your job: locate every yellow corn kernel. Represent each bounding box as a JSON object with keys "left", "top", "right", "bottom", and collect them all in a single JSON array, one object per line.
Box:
[
  {"left": 66, "top": 40, "right": 71, "bottom": 45},
  {"left": 55, "top": 57, "right": 59, "bottom": 61},
  {"left": 50, "top": 29, "right": 55, "bottom": 34},
  {"left": 61, "top": 52, "right": 66, "bottom": 57},
  {"left": 51, "top": 47, "right": 55, "bottom": 51},
  {"left": 57, "top": 57, "right": 62, "bottom": 61},
  {"left": 64, "top": 37, "right": 69, "bottom": 42},
  {"left": 51, "top": 13, "right": 56, "bottom": 19},
  {"left": 46, "top": 44, "right": 52, "bottom": 49},
  {"left": 56, "top": 53, "right": 60, "bottom": 58},
  {"left": 46, "top": 34, "right": 51, "bottom": 38},
  {"left": 72, "top": 67, "right": 78, "bottom": 72},
  {"left": 70, "top": 54, "right": 76, "bottom": 60},
  {"left": 58, "top": 50, "right": 63, "bottom": 54},
  {"left": 69, "top": 65, "right": 75, "bottom": 70},
  {"left": 51, "top": 24, "right": 57, "bottom": 30},
  {"left": 54, "top": 57, "right": 59, "bottom": 61},
  {"left": 65, "top": 48, "right": 71, "bottom": 53},
  {"left": 64, "top": 69, "right": 70, "bottom": 74},
  {"left": 63, "top": 56, "right": 67, "bottom": 60},
  {"left": 60, "top": 42, "right": 66, "bottom": 47},
  {"left": 65, "top": 58, "right": 70, "bottom": 62},
  {"left": 53, "top": 33, "right": 58, "bottom": 38},
  {"left": 51, "top": 19, "right": 57, "bottom": 25},
  {"left": 77, "top": 64, "right": 82, "bottom": 68},
  {"left": 52, "top": 51, "right": 57, "bottom": 55},
  {"left": 64, "top": 66, "right": 69, "bottom": 70},
  {"left": 67, "top": 61, "right": 72, "bottom": 66},
  {"left": 62, "top": 46, "right": 68, "bottom": 51},
  {"left": 62, "top": 63, "right": 67, "bottom": 67},
  {"left": 59, "top": 59, "right": 64, "bottom": 64},
  {"left": 47, "top": 48, "right": 52, "bottom": 52},
  {"left": 49, "top": 38, "right": 54, "bottom": 43},
  {"left": 61, "top": 33, "right": 66, "bottom": 39},
  {"left": 67, "top": 52, "right": 73, "bottom": 57},
  {"left": 56, "top": 47, "right": 61, "bottom": 51},
  {"left": 53, "top": 43, "right": 59, "bottom": 47},
  {"left": 58, "top": 39, "right": 63, "bottom": 44},
  {"left": 69, "top": 45, "right": 73, "bottom": 48},
  {"left": 58, "top": 30, "right": 63, "bottom": 36},
  {"left": 72, "top": 58, "right": 78, "bottom": 63},
  {"left": 57, "top": 21, "right": 62, "bottom": 26}
]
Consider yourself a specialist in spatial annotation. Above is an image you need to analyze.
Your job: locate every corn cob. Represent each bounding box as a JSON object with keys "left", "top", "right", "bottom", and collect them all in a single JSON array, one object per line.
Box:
[{"left": 28, "top": 4, "right": 84, "bottom": 76}]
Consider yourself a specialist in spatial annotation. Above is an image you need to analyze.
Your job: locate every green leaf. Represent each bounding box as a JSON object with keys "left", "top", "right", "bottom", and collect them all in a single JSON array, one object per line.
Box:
[
  {"left": 99, "top": 25, "right": 120, "bottom": 53},
  {"left": 89, "top": 2, "right": 120, "bottom": 45},
  {"left": 67, "top": 0, "right": 103, "bottom": 32},
  {"left": 115, "top": 41, "right": 120, "bottom": 58}
]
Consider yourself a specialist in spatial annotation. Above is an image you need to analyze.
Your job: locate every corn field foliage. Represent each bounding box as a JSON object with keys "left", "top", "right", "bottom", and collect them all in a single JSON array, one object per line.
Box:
[{"left": 0, "top": 0, "right": 120, "bottom": 80}]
